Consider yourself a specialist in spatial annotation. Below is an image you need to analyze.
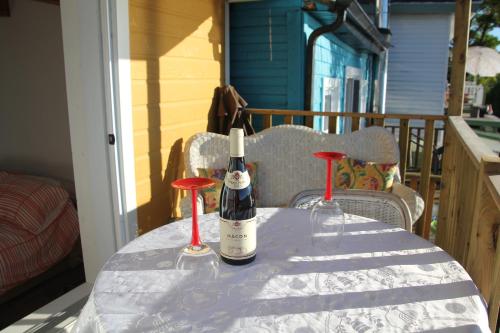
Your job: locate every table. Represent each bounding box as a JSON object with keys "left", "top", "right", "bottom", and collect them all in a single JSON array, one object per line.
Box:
[{"left": 73, "top": 208, "right": 490, "bottom": 332}]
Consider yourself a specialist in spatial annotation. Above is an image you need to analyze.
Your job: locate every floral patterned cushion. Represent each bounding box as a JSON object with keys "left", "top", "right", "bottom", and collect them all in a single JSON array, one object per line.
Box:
[
  {"left": 335, "top": 158, "right": 398, "bottom": 192},
  {"left": 198, "top": 163, "right": 258, "bottom": 213}
]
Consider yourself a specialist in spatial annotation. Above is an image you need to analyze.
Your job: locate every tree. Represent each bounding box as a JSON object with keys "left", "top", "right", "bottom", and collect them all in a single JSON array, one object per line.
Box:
[
  {"left": 469, "top": 0, "right": 500, "bottom": 48},
  {"left": 485, "top": 74, "right": 500, "bottom": 116}
]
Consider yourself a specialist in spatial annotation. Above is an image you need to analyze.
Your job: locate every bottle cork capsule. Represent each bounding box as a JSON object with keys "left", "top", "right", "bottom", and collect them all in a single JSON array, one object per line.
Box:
[{"left": 229, "top": 128, "right": 244, "bottom": 157}]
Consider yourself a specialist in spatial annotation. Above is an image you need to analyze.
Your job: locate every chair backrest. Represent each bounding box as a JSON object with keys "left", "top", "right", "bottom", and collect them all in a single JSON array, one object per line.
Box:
[
  {"left": 184, "top": 125, "right": 400, "bottom": 207},
  {"left": 289, "top": 189, "right": 413, "bottom": 231}
]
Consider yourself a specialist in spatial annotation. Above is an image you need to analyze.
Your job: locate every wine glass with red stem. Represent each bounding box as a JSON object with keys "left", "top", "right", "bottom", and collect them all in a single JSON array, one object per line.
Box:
[
  {"left": 171, "top": 177, "right": 219, "bottom": 279},
  {"left": 310, "top": 152, "right": 347, "bottom": 251}
]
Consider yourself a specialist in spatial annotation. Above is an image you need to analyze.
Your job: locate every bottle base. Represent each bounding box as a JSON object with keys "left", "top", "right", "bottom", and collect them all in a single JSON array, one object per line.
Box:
[{"left": 221, "top": 254, "right": 256, "bottom": 266}]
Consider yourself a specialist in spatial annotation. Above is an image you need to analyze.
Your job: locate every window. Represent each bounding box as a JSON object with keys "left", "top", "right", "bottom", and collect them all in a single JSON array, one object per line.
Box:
[
  {"left": 321, "top": 78, "right": 341, "bottom": 133},
  {"left": 343, "top": 66, "right": 364, "bottom": 133}
]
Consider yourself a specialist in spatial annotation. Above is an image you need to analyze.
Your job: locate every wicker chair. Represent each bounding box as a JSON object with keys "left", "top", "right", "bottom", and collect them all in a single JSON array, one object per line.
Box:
[
  {"left": 181, "top": 125, "right": 424, "bottom": 224},
  {"left": 289, "top": 189, "right": 413, "bottom": 231}
]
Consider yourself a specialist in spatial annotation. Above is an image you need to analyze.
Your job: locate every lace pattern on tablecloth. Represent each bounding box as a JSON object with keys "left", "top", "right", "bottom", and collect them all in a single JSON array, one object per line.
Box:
[{"left": 73, "top": 208, "right": 489, "bottom": 333}]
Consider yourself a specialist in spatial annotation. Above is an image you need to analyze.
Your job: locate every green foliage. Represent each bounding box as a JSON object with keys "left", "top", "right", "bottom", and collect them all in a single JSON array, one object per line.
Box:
[
  {"left": 467, "top": 0, "right": 500, "bottom": 112},
  {"left": 485, "top": 74, "right": 500, "bottom": 116},
  {"left": 479, "top": 75, "right": 499, "bottom": 92},
  {"left": 470, "top": 32, "right": 500, "bottom": 48},
  {"left": 469, "top": 0, "right": 500, "bottom": 48}
]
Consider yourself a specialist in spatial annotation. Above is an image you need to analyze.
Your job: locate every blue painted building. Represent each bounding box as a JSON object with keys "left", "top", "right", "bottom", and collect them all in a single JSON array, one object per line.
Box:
[{"left": 229, "top": 0, "right": 389, "bottom": 132}]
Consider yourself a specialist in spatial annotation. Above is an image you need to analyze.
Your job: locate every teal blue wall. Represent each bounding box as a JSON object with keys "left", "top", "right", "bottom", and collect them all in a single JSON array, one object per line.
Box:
[
  {"left": 230, "top": 1, "right": 373, "bottom": 132},
  {"left": 304, "top": 14, "right": 371, "bottom": 131},
  {"left": 230, "top": 0, "right": 304, "bottom": 129}
]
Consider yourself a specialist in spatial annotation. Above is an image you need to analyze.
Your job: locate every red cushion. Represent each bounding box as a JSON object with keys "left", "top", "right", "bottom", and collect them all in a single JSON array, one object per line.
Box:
[
  {"left": 0, "top": 200, "right": 80, "bottom": 293},
  {"left": 0, "top": 173, "right": 69, "bottom": 234}
]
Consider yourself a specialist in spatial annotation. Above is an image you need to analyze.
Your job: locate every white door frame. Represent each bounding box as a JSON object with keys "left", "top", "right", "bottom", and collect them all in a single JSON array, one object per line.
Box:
[
  {"left": 100, "top": 0, "right": 138, "bottom": 246},
  {"left": 60, "top": 0, "right": 136, "bottom": 282}
]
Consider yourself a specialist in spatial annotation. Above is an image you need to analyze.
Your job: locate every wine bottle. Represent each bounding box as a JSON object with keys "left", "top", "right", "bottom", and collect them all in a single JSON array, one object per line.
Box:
[{"left": 219, "top": 128, "right": 256, "bottom": 265}]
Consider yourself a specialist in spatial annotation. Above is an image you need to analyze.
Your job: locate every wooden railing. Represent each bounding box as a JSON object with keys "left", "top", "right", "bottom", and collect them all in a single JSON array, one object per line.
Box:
[
  {"left": 436, "top": 116, "right": 500, "bottom": 330},
  {"left": 386, "top": 125, "right": 446, "bottom": 173},
  {"left": 247, "top": 110, "right": 500, "bottom": 329},
  {"left": 247, "top": 108, "right": 447, "bottom": 238}
]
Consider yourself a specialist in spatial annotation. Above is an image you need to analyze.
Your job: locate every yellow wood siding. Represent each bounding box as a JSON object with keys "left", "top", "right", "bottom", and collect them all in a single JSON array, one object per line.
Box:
[{"left": 129, "top": 0, "right": 224, "bottom": 233}]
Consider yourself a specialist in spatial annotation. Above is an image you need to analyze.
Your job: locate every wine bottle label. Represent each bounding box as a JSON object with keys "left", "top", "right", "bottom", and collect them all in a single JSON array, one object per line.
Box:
[
  {"left": 219, "top": 217, "right": 256, "bottom": 260},
  {"left": 224, "top": 170, "right": 251, "bottom": 190}
]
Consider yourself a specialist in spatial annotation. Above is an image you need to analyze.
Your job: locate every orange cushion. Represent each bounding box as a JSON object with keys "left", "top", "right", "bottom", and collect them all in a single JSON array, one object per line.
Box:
[{"left": 335, "top": 158, "right": 398, "bottom": 192}]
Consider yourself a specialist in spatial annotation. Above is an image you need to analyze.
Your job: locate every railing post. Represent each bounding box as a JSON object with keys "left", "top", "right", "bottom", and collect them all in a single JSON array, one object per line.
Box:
[
  {"left": 415, "top": 129, "right": 421, "bottom": 167},
  {"left": 399, "top": 119, "right": 410, "bottom": 183},
  {"left": 305, "top": 116, "right": 314, "bottom": 128},
  {"left": 284, "top": 115, "right": 293, "bottom": 125},
  {"left": 374, "top": 118, "right": 385, "bottom": 127},
  {"left": 351, "top": 117, "right": 360, "bottom": 132},
  {"left": 436, "top": 123, "right": 456, "bottom": 250},
  {"left": 328, "top": 116, "right": 337, "bottom": 134},
  {"left": 490, "top": 241, "right": 500, "bottom": 331},
  {"left": 416, "top": 120, "right": 435, "bottom": 238},
  {"left": 409, "top": 176, "right": 418, "bottom": 191},
  {"left": 263, "top": 114, "right": 272, "bottom": 129},
  {"left": 448, "top": 0, "right": 472, "bottom": 117},
  {"left": 423, "top": 180, "right": 436, "bottom": 239},
  {"left": 464, "top": 157, "right": 500, "bottom": 321}
]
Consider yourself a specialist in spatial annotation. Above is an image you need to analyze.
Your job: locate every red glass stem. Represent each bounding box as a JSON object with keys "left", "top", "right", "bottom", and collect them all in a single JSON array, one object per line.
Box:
[
  {"left": 190, "top": 188, "right": 202, "bottom": 247},
  {"left": 325, "top": 159, "right": 332, "bottom": 201}
]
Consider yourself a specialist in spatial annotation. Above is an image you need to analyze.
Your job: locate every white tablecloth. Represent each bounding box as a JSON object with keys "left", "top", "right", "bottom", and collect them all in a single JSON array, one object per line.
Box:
[{"left": 73, "top": 208, "right": 490, "bottom": 332}]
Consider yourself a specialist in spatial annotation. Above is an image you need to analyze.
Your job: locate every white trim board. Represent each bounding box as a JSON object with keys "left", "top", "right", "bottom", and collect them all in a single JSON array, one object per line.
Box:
[
  {"left": 60, "top": 0, "right": 120, "bottom": 281},
  {"left": 100, "top": 0, "right": 138, "bottom": 245},
  {"left": 345, "top": 66, "right": 362, "bottom": 79},
  {"left": 60, "top": 0, "right": 138, "bottom": 282},
  {"left": 114, "top": 0, "right": 138, "bottom": 242}
]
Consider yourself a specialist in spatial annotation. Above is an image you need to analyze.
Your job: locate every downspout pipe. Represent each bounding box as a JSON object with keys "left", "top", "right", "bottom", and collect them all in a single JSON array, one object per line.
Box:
[{"left": 304, "top": 1, "right": 351, "bottom": 127}]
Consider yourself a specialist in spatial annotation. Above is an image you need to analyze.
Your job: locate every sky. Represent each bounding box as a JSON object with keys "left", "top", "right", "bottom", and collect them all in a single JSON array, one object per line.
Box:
[{"left": 492, "top": 27, "right": 500, "bottom": 51}]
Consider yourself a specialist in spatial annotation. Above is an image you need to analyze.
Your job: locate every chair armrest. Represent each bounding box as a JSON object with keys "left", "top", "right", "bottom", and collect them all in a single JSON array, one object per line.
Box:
[
  {"left": 180, "top": 193, "right": 205, "bottom": 218},
  {"left": 391, "top": 183, "right": 425, "bottom": 224}
]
